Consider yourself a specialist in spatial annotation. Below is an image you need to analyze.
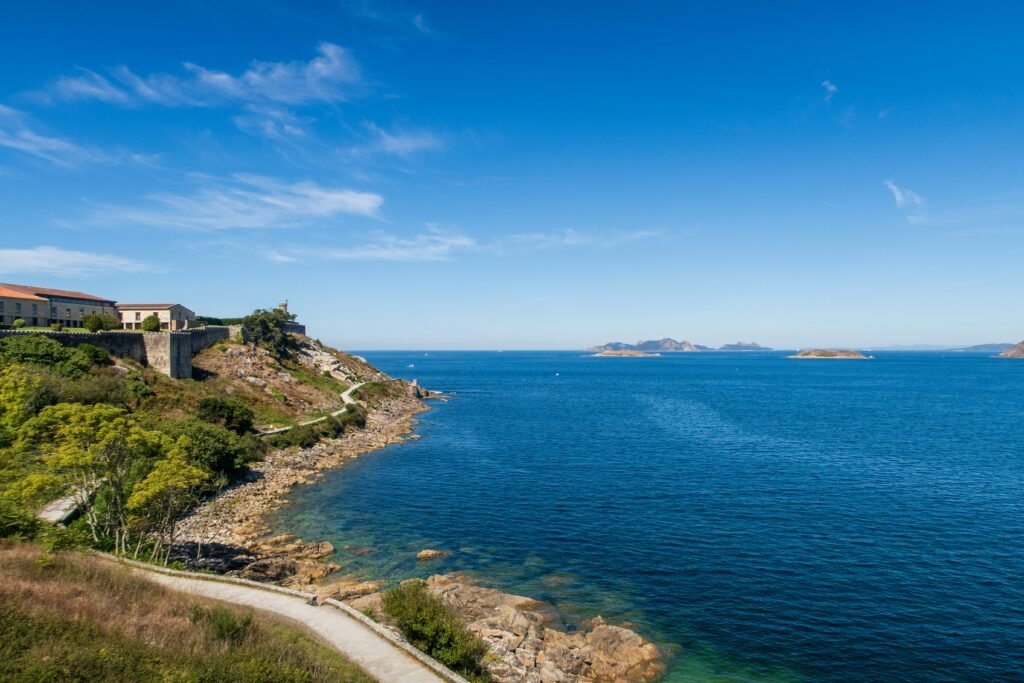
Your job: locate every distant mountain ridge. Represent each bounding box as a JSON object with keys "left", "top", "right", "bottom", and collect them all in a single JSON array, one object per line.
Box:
[
  {"left": 954, "top": 343, "right": 1015, "bottom": 353},
  {"left": 587, "top": 338, "right": 772, "bottom": 353}
]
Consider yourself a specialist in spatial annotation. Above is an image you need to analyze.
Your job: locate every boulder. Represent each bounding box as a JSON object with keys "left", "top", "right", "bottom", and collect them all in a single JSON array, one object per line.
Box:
[{"left": 416, "top": 548, "right": 449, "bottom": 561}]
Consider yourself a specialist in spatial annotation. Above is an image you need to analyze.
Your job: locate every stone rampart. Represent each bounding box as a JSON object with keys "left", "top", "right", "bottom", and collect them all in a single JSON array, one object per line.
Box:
[{"left": 0, "top": 326, "right": 231, "bottom": 379}]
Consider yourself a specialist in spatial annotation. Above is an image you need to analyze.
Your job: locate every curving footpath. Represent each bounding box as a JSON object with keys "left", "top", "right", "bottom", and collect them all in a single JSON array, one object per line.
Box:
[
  {"left": 97, "top": 554, "right": 465, "bottom": 683},
  {"left": 258, "top": 381, "right": 367, "bottom": 436}
]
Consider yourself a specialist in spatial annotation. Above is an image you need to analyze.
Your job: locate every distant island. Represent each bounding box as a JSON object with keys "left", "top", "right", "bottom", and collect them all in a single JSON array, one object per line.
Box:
[
  {"left": 953, "top": 343, "right": 1016, "bottom": 353},
  {"left": 719, "top": 341, "right": 770, "bottom": 351},
  {"left": 790, "top": 349, "right": 869, "bottom": 359},
  {"left": 587, "top": 338, "right": 772, "bottom": 353},
  {"left": 591, "top": 350, "right": 662, "bottom": 357},
  {"left": 997, "top": 341, "right": 1024, "bottom": 358}
]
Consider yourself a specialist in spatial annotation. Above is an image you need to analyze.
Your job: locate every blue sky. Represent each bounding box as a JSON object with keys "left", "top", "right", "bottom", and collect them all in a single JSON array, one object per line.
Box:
[{"left": 1, "top": 1, "right": 1023, "bottom": 349}]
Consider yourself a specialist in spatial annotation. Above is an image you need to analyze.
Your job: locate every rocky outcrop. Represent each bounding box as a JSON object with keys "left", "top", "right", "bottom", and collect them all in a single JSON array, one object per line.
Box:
[
  {"left": 789, "top": 348, "right": 868, "bottom": 359},
  {"left": 997, "top": 341, "right": 1024, "bottom": 358},
  {"left": 416, "top": 548, "right": 450, "bottom": 561},
  {"left": 371, "top": 574, "right": 663, "bottom": 683}
]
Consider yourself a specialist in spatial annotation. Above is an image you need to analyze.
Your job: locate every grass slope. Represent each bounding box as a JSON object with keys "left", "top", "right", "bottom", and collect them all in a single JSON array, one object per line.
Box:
[{"left": 0, "top": 543, "right": 373, "bottom": 683}]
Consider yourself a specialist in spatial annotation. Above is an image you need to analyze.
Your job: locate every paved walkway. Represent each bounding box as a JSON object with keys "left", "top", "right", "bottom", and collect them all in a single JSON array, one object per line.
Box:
[
  {"left": 259, "top": 381, "right": 367, "bottom": 436},
  {"left": 135, "top": 567, "right": 446, "bottom": 683}
]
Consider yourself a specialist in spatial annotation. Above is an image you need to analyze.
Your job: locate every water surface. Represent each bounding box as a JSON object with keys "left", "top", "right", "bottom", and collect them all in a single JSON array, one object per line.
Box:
[{"left": 273, "top": 351, "right": 1024, "bottom": 681}]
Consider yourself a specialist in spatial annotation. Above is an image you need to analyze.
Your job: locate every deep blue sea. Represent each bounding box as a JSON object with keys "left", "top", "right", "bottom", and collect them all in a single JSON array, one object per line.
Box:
[{"left": 272, "top": 351, "right": 1024, "bottom": 682}]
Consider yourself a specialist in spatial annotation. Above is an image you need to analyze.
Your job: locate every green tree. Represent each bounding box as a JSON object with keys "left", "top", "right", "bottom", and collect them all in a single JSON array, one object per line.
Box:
[
  {"left": 241, "top": 308, "right": 298, "bottom": 358},
  {"left": 127, "top": 444, "right": 210, "bottom": 562},
  {"left": 0, "top": 335, "right": 92, "bottom": 378},
  {"left": 18, "top": 403, "right": 171, "bottom": 552},
  {"left": 141, "top": 314, "right": 161, "bottom": 332},
  {"left": 0, "top": 365, "right": 59, "bottom": 431},
  {"left": 82, "top": 314, "right": 104, "bottom": 333}
]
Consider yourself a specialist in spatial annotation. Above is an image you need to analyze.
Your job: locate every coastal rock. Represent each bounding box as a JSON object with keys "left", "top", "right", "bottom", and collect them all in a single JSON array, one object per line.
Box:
[
  {"left": 420, "top": 574, "right": 662, "bottom": 683},
  {"left": 348, "top": 592, "right": 384, "bottom": 619},
  {"left": 241, "top": 557, "right": 297, "bottom": 582},
  {"left": 416, "top": 548, "right": 450, "bottom": 561},
  {"left": 314, "top": 576, "right": 384, "bottom": 604},
  {"left": 997, "top": 340, "right": 1024, "bottom": 358}
]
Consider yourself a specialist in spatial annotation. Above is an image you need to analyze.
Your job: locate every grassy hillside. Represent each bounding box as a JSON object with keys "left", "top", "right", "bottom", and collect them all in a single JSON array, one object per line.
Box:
[{"left": 0, "top": 542, "right": 372, "bottom": 682}]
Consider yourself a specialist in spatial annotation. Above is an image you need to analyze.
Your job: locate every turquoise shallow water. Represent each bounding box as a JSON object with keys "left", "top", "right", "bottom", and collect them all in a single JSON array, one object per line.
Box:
[{"left": 271, "top": 351, "right": 1024, "bottom": 681}]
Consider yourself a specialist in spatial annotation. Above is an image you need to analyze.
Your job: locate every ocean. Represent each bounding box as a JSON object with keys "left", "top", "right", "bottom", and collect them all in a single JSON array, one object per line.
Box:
[{"left": 271, "top": 351, "right": 1024, "bottom": 682}]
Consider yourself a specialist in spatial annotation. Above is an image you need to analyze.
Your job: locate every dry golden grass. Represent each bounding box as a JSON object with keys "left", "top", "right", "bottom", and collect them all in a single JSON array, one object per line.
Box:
[{"left": 0, "top": 542, "right": 374, "bottom": 682}]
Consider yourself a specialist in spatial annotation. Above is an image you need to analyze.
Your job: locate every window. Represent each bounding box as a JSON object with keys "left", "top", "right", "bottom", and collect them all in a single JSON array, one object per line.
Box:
[
  {"left": 135, "top": 311, "right": 141, "bottom": 321},
  {"left": 0, "top": 302, "right": 4, "bottom": 313},
  {"left": 15, "top": 303, "right": 21, "bottom": 314},
  {"left": 31, "top": 304, "right": 37, "bottom": 315},
  {"left": 51, "top": 307, "right": 57, "bottom": 316}
]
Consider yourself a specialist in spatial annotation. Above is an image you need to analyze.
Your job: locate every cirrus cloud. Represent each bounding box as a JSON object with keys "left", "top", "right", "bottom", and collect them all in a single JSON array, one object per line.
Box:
[
  {"left": 0, "top": 246, "right": 150, "bottom": 276},
  {"left": 87, "top": 173, "right": 383, "bottom": 231}
]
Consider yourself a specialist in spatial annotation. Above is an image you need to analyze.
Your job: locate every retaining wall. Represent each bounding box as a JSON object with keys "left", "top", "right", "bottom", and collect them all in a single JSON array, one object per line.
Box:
[{"left": 0, "top": 326, "right": 231, "bottom": 379}]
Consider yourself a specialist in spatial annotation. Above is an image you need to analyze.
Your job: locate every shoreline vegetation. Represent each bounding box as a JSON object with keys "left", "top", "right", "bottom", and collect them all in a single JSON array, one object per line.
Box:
[{"left": 0, "top": 313, "right": 662, "bottom": 683}]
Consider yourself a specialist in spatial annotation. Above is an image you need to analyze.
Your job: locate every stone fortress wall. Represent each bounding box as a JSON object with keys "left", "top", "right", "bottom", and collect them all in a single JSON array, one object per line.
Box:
[{"left": 0, "top": 326, "right": 231, "bottom": 378}]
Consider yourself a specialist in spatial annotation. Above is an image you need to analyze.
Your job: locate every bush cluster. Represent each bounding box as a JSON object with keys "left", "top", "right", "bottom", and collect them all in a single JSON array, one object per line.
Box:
[
  {"left": 241, "top": 308, "right": 299, "bottom": 358},
  {"left": 382, "top": 580, "right": 491, "bottom": 682},
  {"left": 82, "top": 313, "right": 121, "bottom": 332},
  {"left": 197, "top": 397, "right": 255, "bottom": 434}
]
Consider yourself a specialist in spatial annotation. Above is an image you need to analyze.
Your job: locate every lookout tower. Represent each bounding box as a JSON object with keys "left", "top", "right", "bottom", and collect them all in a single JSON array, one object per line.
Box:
[{"left": 278, "top": 300, "right": 289, "bottom": 314}]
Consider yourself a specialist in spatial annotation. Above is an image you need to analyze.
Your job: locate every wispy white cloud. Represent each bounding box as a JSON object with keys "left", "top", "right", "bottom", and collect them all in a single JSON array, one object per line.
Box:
[
  {"left": 251, "top": 227, "right": 662, "bottom": 265},
  {"left": 321, "top": 229, "right": 475, "bottom": 261},
  {"left": 0, "top": 246, "right": 149, "bottom": 276},
  {"left": 412, "top": 13, "right": 432, "bottom": 33},
  {"left": 233, "top": 105, "right": 310, "bottom": 140},
  {"left": 350, "top": 122, "right": 443, "bottom": 158},
  {"left": 505, "top": 228, "right": 664, "bottom": 249},
  {"left": 43, "top": 43, "right": 361, "bottom": 108},
  {"left": 878, "top": 106, "right": 894, "bottom": 119},
  {"left": 884, "top": 179, "right": 928, "bottom": 223},
  {"left": 0, "top": 105, "right": 106, "bottom": 166},
  {"left": 821, "top": 79, "right": 838, "bottom": 103},
  {"left": 89, "top": 173, "right": 383, "bottom": 231}
]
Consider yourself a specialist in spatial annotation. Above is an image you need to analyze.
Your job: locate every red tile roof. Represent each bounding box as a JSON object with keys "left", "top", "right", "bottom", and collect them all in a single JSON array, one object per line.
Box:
[
  {"left": 0, "top": 283, "right": 116, "bottom": 304},
  {"left": 116, "top": 304, "right": 179, "bottom": 309},
  {"left": 0, "top": 285, "right": 47, "bottom": 301}
]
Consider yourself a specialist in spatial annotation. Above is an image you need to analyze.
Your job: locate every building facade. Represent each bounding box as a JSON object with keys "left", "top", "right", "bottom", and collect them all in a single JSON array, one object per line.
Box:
[
  {"left": 117, "top": 303, "right": 196, "bottom": 331},
  {"left": 0, "top": 283, "right": 117, "bottom": 328}
]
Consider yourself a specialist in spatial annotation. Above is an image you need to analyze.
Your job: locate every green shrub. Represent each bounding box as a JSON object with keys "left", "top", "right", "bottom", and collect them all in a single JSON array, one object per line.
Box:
[
  {"left": 0, "top": 499, "right": 39, "bottom": 539},
  {"left": 197, "top": 397, "right": 255, "bottom": 434},
  {"left": 0, "top": 335, "right": 91, "bottom": 378},
  {"left": 141, "top": 314, "right": 161, "bottom": 332},
  {"left": 382, "top": 580, "right": 491, "bottom": 682},
  {"left": 49, "top": 323, "right": 63, "bottom": 332},
  {"left": 12, "top": 318, "right": 25, "bottom": 329},
  {"left": 74, "top": 343, "right": 111, "bottom": 366},
  {"left": 190, "top": 605, "right": 255, "bottom": 645},
  {"left": 241, "top": 308, "right": 299, "bottom": 358},
  {"left": 82, "top": 314, "right": 118, "bottom": 332}
]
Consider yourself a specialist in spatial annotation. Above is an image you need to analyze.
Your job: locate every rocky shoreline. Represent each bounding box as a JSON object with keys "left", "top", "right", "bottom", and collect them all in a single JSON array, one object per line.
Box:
[{"left": 173, "top": 390, "right": 663, "bottom": 683}]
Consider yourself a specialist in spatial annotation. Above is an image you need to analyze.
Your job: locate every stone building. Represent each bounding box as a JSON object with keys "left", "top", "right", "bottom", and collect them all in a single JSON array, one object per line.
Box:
[
  {"left": 0, "top": 283, "right": 117, "bottom": 328},
  {"left": 117, "top": 303, "right": 196, "bottom": 330}
]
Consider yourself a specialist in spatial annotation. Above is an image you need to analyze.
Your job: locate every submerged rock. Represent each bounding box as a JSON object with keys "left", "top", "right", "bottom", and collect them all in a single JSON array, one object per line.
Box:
[{"left": 416, "top": 548, "right": 450, "bottom": 561}]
